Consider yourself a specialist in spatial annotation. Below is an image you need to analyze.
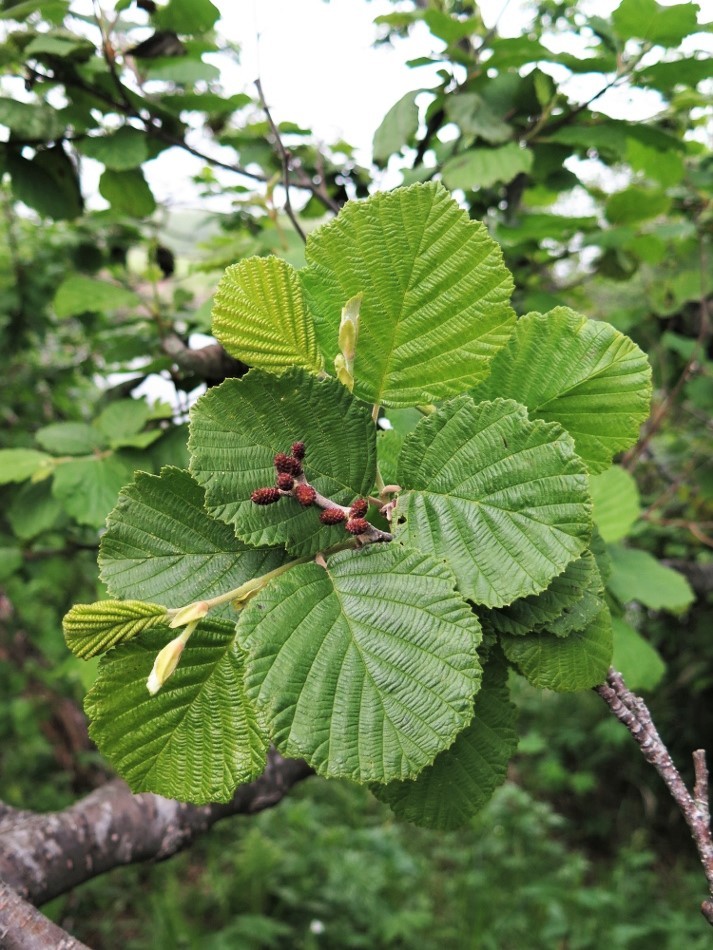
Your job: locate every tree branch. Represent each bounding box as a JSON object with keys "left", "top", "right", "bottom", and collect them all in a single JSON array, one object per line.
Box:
[
  {"left": 0, "top": 882, "right": 90, "bottom": 950},
  {"left": 595, "top": 667, "right": 713, "bottom": 926},
  {"left": 0, "top": 750, "right": 312, "bottom": 908},
  {"left": 161, "top": 332, "right": 248, "bottom": 382}
]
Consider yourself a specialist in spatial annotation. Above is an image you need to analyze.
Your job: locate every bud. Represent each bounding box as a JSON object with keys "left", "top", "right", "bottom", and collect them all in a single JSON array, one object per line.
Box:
[
  {"left": 276, "top": 472, "right": 294, "bottom": 491},
  {"left": 146, "top": 624, "right": 195, "bottom": 695},
  {"left": 350, "top": 498, "right": 368, "bottom": 518},
  {"left": 168, "top": 600, "right": 209, "bottom": 629},
  {"left": 294, "top": 484, "right": 317, "bottom": 506},
  {"left": 251, "top": 487, "right": 281, "bottom": 505},
  {"left": 345, "top": 517, "right": 370, "bottom": 535},
  {"left": 274, "top": 453, "right": 302, "bottom": 476},
  {"left": 320, "top": 507, "right": 347, "bottom": 525},
  {"left": 290, "top": 441, "right": 306, "bottom": 461}
]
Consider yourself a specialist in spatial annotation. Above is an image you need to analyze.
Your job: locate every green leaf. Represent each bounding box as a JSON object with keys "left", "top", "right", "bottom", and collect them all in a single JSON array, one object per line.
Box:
[
  {"left": 612, "top": 0, "right": 700, "bottom": 46},
  {"left": 611, "top": 617, "right": 665, "bottom": 690},
  {"left": 7, "top": 145, "right": 82, "bottom": 220},
  {"left": 472, "top": 308, "right": 652, "bottom": 475},
  {"left": 301, "top": 182, "right": 515, "bottom": 407},
  {"left": 376, "top": 429, "right": 404, "bottom": 487},
  {"left": 395, "top": 398, "right": 592, "bottom": 607},
  {"left": 626, "top": 139, "right": 684, "bottom": 188},
  {"left": 442, "top": 143, "right": 533, "bottom": 190},
  {"left": 145, "top": 57, "right": 220, "bottom": 84},
  {"left": 0, "top": 0, "right": 68, "bottom": 18},
  {"left": 35, "top": 421, "right": 105, "bottom": 455},
  {"left": 7, "top": 480, "right": 62, "bottom": 539},
  {"left": 0, "top": 448, "right": 52, "bottom": 484},
  {"left": 95, "top": 399, "right": 150, "bottom": 441},
  {"left": 188, "top": 368, "right": 377, "bottom": 556},
  {"left": 63, "top": 600, "right": 168, "bottom": 659},
  {"left": 78, "top": 127, "right": 150, "bottom": 171},
  {"left": 373, "top": 656, "right": 517, "bottom": 829},
  {"left": 236, "top": 545, "right": 483, "bottom": 783},
  {"left": 502, "top": 605, "right": 613, "bottom": 691},
  {"left": 99, "top": 467, "right": 286, "bottom": 614},
  {"left": 155, "top": 0, "right": 220, "bottom": 33},
  {"left": 445, "top": 93, "right": 512, "bottom": 144},
  {"left": 52, "top": 454, "right": 136, "bottom": 528},
  {"left": 53, "top": 276, "right": 141, "bottom": 318},
  {"left": 606, "top": 545, "right": 695, "bottom": 611},
  {"left": 85, "top": 619, "right": 268, "bottom": 803},
  {"left": 0, "top": 98, "right": 64, "bottom": 139},
  {"left": 589, "top": 466, "right": 640, "bottom": 542},
  {"left": 211, "top": 257, "right": 322, "bottom": 375},
  {"left": 480, "top": 550, "right": 601, "bottom": 637},
  {"left": 373, "top": 91, "right": 420, "bottom": 165},
  {"left": 99, "top": 168, "right": 156, "bottom": 218},
  {"left": 605, "top": 187, "right": 670, "bottom": 225}
]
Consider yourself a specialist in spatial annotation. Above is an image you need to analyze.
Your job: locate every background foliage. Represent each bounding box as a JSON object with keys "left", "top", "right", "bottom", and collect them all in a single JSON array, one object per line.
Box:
[{"left": 0, "top": 0, "right": 711, "bottom": 944}]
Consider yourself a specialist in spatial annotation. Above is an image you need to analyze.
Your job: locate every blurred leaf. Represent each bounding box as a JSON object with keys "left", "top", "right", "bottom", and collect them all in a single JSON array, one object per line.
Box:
[
  {"left": 612, "top": 0, "right": 700, "bottom": 46},
  {"left": 607, "top": 545, "right": 695, "bottom": 612},
  {"left": 52, "top": 454, "right": 136, "bottom": 528},
  {"left": 78, "top": 127, "right": 150, "bottom": 171},
  {"left": 442, "top": 143, "right": 533, "bottom": 190},
  {"left": 373, "top": 90, "right": 420, "bottom": 165},
  {"left": 95, "top": 399, "right": 151, "bottom": 441},
  {"left": 155, "top": 0, "right": 220, "bottom": 34},
  {"left": 611, "top": 617, "right": 665, "bottom": 690},
  {"left": 606, "top": 188, "right": 671, "bottom": 225},
  {"left": 0, "top": 98, "right": 64, "bottom": 138},
  {"left": 445, "top": 93, "right": 512, "bottom": 144},
  {"left": 53, "top": 276, "right": 140, "bottom": 318},
  {"left": 99, "top": 168, "right": 156, "bottom": 217},
  {"left": 7, "top": 145, "right": 82, "bottom": 219},
  {"left": 0, "top": 448, "right": 52, "bottom": 484},
  {"left": 7, "top": 480, "right": 63, "bottom": 539},
  {"left": 589, "top": 466, "right": 640, "bottom": 543}
]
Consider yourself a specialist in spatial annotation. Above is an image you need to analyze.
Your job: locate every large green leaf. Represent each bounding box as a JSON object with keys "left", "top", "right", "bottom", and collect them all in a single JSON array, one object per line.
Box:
[
  {"left": 606, "top": 545, "right": 694, "bottom": 611},
  {"left": 479, "top": 550, "right": 600, "bottom": 637},
  {"left": 188, "top": 368, "right": 377, "bottom": 556},
  {"left": 445, "top": 93, "right": 512, "bottom": 144},
  {"left": 99, "top": 168, "right": 156, "bottom": 217},
  {"left": 85, "top": 619, "right": 268, "bottom": 803},
  {"left": 236, "top": 545, "right": 483, "bottom": 784},
  {"left": 35, "top": 421, "right": 105, "bottom": 455},
  {"left": 502, "top": 605, "right": 613, "bottom": 692},
  {"left": 472, "top": 308, "right": 652, "bottom": 474},
  {"left": 612, "top": 0, "right": 699, "bottom": 46},
  {"left": 7, "top": 145, "right": 82, "bottom": 220},
  {"left": 78, "top": 127, "right": 150, "bottom": 171},
  {"left": 301, "top": 182, "right": 515, "bottom": 407},
  {"left": 99, "top": 468, "right": 286, "bottom": 614},
  {"left": 395, "top": 398, "right": 592, "bottom": 607},
  {"left": 211, "top": 257, "right": 322, "bottom": 375},
  {"left": 374, "top": 656, "right": 517, "bottom": 829}
]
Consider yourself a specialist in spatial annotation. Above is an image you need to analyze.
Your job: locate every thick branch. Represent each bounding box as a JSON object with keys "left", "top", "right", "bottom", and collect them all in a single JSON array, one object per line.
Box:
[
  {"left": 161, "top": 332, "right": 248, "bottom": 382},
  {"left": 595, "top": 668, "right": 713, "bottom": 926},
  {"left": 0, "top": 750, "right": 311, "bottom": 908},
  {"left": 0, "top": 882, "right": 89, "bottom": 950}
]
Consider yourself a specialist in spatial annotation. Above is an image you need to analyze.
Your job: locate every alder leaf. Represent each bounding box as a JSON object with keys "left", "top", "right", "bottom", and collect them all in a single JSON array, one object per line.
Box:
[
  {"left": 395, "top": 397, "right": 592, "bottom": 607},
  {"left": 374, "top": 655, "right": 518, "bottom": 829},
  {"left": 479, "top": 549, "right": 600, "bottom": 637},
  {"left": 472, "top": 308, "right": 652, "bottom": 475},
  {"left": 99, "top": 467, "right": 286, "bottom": 616},
  {"left": 301, "top": 181, "right": 515, "bottom": 407},
  {"left": 85, "top": 619, "right": 268, "bottom": 803},
  {"left": 501, "top": 605, "right": 613, "bottom": 692},
  {"left": 188, "top": 369, "right": 376, "bottom": 556},
  {"left": 63, "top": 599, "right": 168, "bottom": 659},
  {"left": 211, "top": 256, "right": 323, "bottom": 375},
  {"left": 236, "top": 545, "right": 483, "bottom": 784}
]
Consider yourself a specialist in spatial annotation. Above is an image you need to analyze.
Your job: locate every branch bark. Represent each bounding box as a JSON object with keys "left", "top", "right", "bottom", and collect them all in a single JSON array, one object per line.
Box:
[
  {"left": 0, "top": 750, "right": 312, "bottom": 908},
  {"left": 595, "top": 667, "right": 713, "bottom": 926},
  {"left": 0, "top": 882, "right": 90, "bottom": 950},
  {"left": 161, "top": 332, "right": 248, "bottom": 382}
]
